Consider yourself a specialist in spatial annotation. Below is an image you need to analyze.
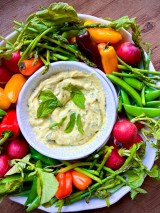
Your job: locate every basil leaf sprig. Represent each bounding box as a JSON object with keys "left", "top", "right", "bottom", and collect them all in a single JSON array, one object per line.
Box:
[
  {"left": 63, "top": 83, "right": 85, "bottom": 109},
  {"left": 65, "top": 113, "right": 84, "bottom": 134},
  {"left": 49, "top": 116, "right": 67, "bottom": 129},
  {"left": 37, "top": 90, "right": 62, "bottom": 118}
]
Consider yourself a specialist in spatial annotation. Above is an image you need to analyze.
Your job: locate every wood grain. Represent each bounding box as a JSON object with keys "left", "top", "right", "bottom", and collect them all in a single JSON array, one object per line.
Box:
[{"left": 1, "top": 0, "right": 160, "bottom": 213}]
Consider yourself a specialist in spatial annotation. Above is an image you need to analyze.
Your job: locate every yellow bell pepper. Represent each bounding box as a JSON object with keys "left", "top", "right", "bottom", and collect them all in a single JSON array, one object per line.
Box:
[
  {"left": 4, "top": 74, "right": 27, "bottom": 103},
  {"left": 0, "top": 87, "right": 11, "bottom": 110},
  {"left": 98, "top": 43, "right": 118, "bottom": 74},
  {"left": 84, "top": 21, "right": 122, "bottom": 44}
]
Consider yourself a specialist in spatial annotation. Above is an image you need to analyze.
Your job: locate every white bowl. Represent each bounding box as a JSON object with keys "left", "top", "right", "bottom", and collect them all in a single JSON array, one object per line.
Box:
[{"left": 17, "top": 61, "right": 117, "bottom": 160}]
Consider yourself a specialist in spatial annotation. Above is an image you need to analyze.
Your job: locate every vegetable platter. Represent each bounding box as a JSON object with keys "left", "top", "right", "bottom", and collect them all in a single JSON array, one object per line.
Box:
[{"left": 0, "top": 2, "right": 160, "bottom": 213}]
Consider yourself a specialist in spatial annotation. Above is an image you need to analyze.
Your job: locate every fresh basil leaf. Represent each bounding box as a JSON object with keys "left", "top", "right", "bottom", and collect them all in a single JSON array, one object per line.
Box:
[
  {"left": 63, "top": 84, "right": 85, "bottom": 109},
  {"left": 37, "top": 90, "right": 62, "bottom": 118},
  {"left": 76, "top": 114, "right": 84, "bottom": 134},
  {"left": 65, "top": 113, "right": 76, "bottom": 133},
  {"left": 38, "top": 90, "right": 58, "bottom": 103},
  {"left": 49, "top": 116, "right": 67, "bottom": 129}
]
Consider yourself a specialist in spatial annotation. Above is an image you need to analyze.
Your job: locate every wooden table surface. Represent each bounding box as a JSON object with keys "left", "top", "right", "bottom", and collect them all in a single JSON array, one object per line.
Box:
[{"left": 1, "top": 0, "right": 160, "bottom": 212}]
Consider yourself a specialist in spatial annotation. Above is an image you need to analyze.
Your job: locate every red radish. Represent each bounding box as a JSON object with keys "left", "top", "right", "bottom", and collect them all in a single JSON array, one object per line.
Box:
[
  {"left": 0, "top": 66, "right": 12, "bottom": 87},
  {"left": 7, "top": 138, "right": 29, "bottom": 159},
  {"left": 123, "top": 134, "right": 144, "bottom": 149},
  {"left": 107, "top": 134, "right": 123, "bottom": 149},
  {"left": 135, "top": 121, "right": 145, "bottom": 131},
  {"left": 2, "top": 51, "right": 21, "bottom": 73},
  {"left": 113, "top": 120, "right": 137, "bottom": 144},
  {"left": 117, "top": 42, "right": 141, "bottom": 65},
  {"left": 105, "top": 148, "right": 125, "bottom": 170},
  {"left": 0, "top": 155, "right": 11, "bottom": 177}
]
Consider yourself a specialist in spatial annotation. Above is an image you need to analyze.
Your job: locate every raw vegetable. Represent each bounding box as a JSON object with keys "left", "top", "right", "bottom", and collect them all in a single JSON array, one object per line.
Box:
[
  {"left": 0, "top": 109, "right": 6, "bottom": 119},
  {"left": 98, "top": 43, "right": 118, "bottom": 74},
  {"left": 84, "top": 21, "right": 122, "bottom": 44},
  {"left": 0, "top": 66, "right": 12, "bottom": 87},
  {"left": 117, "top": 42, "right": 141, "bottom": 65},
  {"left": 7, "top": 138, "right": 29, "bottom": 159},
  {"left": 76, "top": 30, "right": 102, "bottom": 69},
  {"left": 0, "top": 109, "right": 20, "bottom": 145},
  {"left": 104, "top": 148, "right": 125, "bottom": 170},
  {"left": 123, "top": 134, "right": 144, "bottom": 149},
  {"left": 4, "top": 74, "right": 27, "bottom": 103},
  {"left": 0, "top": 87, "right": 11, "bottom": 110},
  {"left": 19, "top": 57, "right": 43, "bottom": 76},
  {"left": 0, "top": 155, "right": 11, "bottom": 178},
  {"left": 2, "top": 51, "right": 21, "bottom": 73},
  {"left": 71, "top": 170, "right": 92, "bottom": 190},
  {"left": 55, "top": 171, "right": 72, "bottom": 199},
  {"left": 113, "top": 120, "right": 137, "bottom": 144}
]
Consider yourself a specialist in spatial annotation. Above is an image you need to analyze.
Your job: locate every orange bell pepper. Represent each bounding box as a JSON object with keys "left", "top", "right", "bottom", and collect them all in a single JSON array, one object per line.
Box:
[
  {"left": 0, "top": 87, "right": 11, "bottom": 110},
  {"left": 55, "top": 171, "right": 72, "bottom": 199},
  {"left": 19, "top": 57, "right": 43, "bottom": 76},
  {"left": 84, "top": 21, "right": 122, "bottom": 44},
  {"left": 4, "top": 74, "right": 27, "bottom": 103},
  {"left": 98, "top": 43, "right": 118, "bottom": 74},
  {"left": 71, "top": 170, "right": 92, "bottom": 191}
]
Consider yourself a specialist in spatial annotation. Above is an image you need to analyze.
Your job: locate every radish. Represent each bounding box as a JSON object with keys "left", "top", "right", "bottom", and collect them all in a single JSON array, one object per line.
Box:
[
  {"left": 117, "top": 42, "right": 141, "bottom": 65},
  {"left": 105, "top": 148, "right": 125, "bottom": 170},
  {"left": 135, "top": 121, "right": 145, "bottom": 131},
  {"left": 123, "top": 134, "right": 144, "bottom": 149},
  {"left": 113, "top": 120, "right": 137, "bottom": 144},
  {"left": 7, "top": 138, "right": 29, "bottom": 159},
  {"left": 0, "top": 155, "right": 11, "bottom": 177},
  {"left": 0, "top": 65, "right": 12, "bottom": 87},
  {"left": 2, "top": 51, "right": 21, "bottom": 73}
]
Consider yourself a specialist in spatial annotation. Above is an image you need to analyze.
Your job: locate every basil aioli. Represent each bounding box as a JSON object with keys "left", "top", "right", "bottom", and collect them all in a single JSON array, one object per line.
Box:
[{"left": 28, "top": 70, "right": 106, "bottom": 146}]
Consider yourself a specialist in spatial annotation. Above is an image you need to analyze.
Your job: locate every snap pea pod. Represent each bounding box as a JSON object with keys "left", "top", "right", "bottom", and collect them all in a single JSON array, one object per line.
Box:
[
  {"left": 123, "top": 104, "right": 160, "bottom": 118},
  {"left": 123, "top": 75, "right": 143, "bottom": 91},
  {"left": 145, "top": 101, "right": 160, "bottom": 108},
  {"left": 120, "top": 89, "right": 133, "bottom": 120},
  {"left": 106, "top": 74, "right": 142, "bottom": 106},
  {"left": 26, "top": 196, "right": 41, "bottom": 212},
  {"left": 145, "top": 90, "right": 160, "bottom": 102},
  {"left": 118, "top": 94, "right": 123, "bottom": 113}
]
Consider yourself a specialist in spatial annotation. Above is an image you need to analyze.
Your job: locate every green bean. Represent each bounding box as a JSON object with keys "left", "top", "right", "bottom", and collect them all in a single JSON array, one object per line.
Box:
[
  {"left": 123, "top": 104, "right": 160, "bottom": 118},
  {"left": 107, "top": 74, "right": 142, "bottom": 106},
  {"left": 141, "top": 86, "right": 146, "bottom": 106},
  {"left": 145, "top": 90, "right": 160, "bottom": 102},
  {"left": 26, "top": 196, "right": 41, "bottom": 212},
  {"left": 118, "top": 94, "right": 123, "bottom": 113},
  {"left": 25, "top": 177, "right": 38, "bottom": 206}
]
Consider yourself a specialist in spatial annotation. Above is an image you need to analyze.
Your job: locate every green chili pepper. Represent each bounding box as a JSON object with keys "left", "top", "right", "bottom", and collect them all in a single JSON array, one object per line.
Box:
[
  {"left": 107, "top": 74, "right": 142, "bottom": 107},
  {"left": 120, "top": 89, "right": 133, "bottom": 120},
  {"left": 145, "top": 90, "right": 160, "bottom": 102},
  {"left": 145, "top": 101, "right": 160, "bottom": 108},
  {"left": 123, "top": 104, "right": 160, "bottom": 118},
  {"left": 30, "top": 147, "right": 60, "bottom": 166}
]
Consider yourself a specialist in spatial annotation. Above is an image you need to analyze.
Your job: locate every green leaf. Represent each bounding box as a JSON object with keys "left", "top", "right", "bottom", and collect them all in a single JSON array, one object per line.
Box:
[
  {"left": 126, "top": 168, "right": 145, "bottom": 188},
  {"left": 76, "top": 114, "right": 84, "bottom": 134},
  {"left": 146, "top": 165, "right": 160, "bottom": 180},
  {"left": 37, "top": 169, "right": 58, "bottom": 205},
  {"left": 63, "top": 84, "right": 85, "bottom": 109},
  {"left": 5, "top": 154, "right": 31, "bottom": 176},
  {"left": 49, "top": 116, "right": 67, "bottom": 129},
  {"left": 130, "top": 187, "right": 147, "bottom": 200},
  {"left": 38, "top": 90, "right": 58, "bottom": 103},
  {"left": 37, "top": 90, "right": 62, "bottom": 118},
  {"left": 65, "top": 113, "right": 76, "bottom": 133}
]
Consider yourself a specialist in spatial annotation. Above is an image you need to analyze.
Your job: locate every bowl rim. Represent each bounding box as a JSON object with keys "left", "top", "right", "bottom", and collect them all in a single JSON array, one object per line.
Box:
[{"left": 17, "top": 61, "right": 117, "bottom": 160}]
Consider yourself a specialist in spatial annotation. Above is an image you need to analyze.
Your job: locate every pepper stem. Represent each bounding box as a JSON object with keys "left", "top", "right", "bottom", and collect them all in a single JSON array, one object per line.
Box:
[{"left": 0, "top": 131, "right": 13, "bottom": 146}]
